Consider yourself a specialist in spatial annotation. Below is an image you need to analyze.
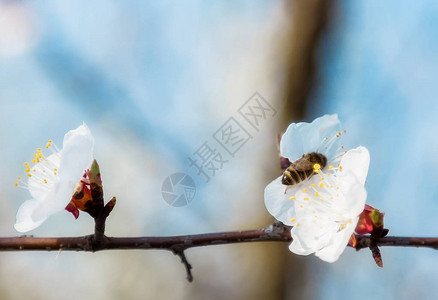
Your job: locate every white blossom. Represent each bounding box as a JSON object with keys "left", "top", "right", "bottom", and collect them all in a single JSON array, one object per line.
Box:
[
  {"left": 264, "top": 115, "right": 370, "bottom": 262},
  {"left": 289, "top": 147, "right": 369, "bottom": 262},
  {"left": 265, "top": 114, "right": 347, "bottom": 225},
  {"left": 14, "top": 123, "right": 94, "bottom": 232}
]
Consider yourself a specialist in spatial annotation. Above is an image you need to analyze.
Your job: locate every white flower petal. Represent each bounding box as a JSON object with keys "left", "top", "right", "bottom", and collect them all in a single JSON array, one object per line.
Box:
[
  {"left": 31, "top": 183, "right": 66, "bottom": 221},
  {"left": 59, "top": 123, "right": 94, "bottom": 181},
  {"left": 280, "top": 114, "right": 342, "bottom": 162},
  {"left": 289, "top": 215, "right": 336, "bottom": 255},
  {"left": 264, "top": 176, "right": 301, "bottom": 225},
  {"left": 315, "top": 217, "right": 358, "bottom": 263},
  {"left": 339, "top": 146, "right": 370, "bottom": 186},
  {"left": 335, "top": 174, "right": 367, "bottom": 216},
  {"left": 57, "top": 123, "right": 94, "bottom": 207},
  {"left": 14, "top": 199, "right": 47, "bottom": 232}
]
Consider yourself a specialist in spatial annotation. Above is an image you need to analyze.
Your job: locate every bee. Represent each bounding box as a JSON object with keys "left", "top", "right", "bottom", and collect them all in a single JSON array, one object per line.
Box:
[{"left": 282, "top": 152, "right": 327, "bottom": 187}]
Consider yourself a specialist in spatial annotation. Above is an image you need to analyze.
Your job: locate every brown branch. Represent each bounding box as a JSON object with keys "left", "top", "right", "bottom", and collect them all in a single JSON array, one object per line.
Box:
[
  {"left": 1, "top": 224, "right": 437, "bottom": 252},
  {"left": 0, "top": 222, "right": 291, "bottom": 252},
  {"left": 1, "top": 223, "right": 438, "bottom": 281},
  {"left": 355, "top": 235, "right": 438, "bottom": 250}
]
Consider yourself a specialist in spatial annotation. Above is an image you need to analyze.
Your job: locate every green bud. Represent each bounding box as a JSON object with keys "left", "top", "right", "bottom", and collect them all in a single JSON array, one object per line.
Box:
[{"left": 88, "top": 159, "right": 102, "bottom": 187}]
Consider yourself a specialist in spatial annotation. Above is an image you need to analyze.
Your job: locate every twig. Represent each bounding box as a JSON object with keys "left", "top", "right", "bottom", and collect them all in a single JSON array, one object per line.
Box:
[{"left": 172, "top": 247, "right": 193, "bottom": 282}]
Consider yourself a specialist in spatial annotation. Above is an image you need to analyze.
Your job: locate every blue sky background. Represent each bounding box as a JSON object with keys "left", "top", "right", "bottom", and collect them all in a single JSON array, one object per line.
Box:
[{"left": 1, "top": 1, "right": 438, "bottom": 299}]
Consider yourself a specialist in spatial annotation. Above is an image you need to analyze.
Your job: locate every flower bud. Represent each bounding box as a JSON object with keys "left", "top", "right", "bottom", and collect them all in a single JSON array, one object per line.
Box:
[
  {"left": 88, "top": 159, "right": 102, "bottom": 187},
  {"left": 355, "top": 204, "right": 385, "bottom": 235}
]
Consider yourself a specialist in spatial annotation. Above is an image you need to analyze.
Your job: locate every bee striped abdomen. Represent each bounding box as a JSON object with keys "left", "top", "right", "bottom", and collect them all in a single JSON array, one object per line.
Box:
[{"left": 281, "top": 152, "right": 327, "bottom": 186}]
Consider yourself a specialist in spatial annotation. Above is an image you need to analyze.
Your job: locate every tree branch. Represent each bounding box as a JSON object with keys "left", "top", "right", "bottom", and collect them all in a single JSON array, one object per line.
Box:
[
  {"left": 1, "top": 223, "right": 438, "bottom": 281},
  {"left": 0, "top": 222, "right": 291, "bottom": 252},
  {"left": 1, "top": 224, "right": 437, "bottom": 252},
  {"left": 355, "top": 235, "right": 438, "bottom": 250}
]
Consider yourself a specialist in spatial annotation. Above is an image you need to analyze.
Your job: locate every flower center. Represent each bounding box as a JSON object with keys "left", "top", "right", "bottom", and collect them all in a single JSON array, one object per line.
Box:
[
  {"left": 15, "top": 139, "right": 61, "bottom": 189},
  {"left": 288, "top": 168, "right": 350, "bottom": 224}
]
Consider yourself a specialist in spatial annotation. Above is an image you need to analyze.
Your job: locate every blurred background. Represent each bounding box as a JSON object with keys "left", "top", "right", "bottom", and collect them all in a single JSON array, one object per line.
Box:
[{"left": 1, "top": 0, "right": 438, "bottom": 299}]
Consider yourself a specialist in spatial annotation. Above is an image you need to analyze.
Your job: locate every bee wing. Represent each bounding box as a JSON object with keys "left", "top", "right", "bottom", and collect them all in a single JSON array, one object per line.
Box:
[{"left": 293, "top": 159, "right": 315, "bottom": 172}]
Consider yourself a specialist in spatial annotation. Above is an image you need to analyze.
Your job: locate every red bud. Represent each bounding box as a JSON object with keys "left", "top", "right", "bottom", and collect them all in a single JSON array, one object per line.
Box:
[{"left": 355, "top": 204, "right": 385, "bottom": 235}]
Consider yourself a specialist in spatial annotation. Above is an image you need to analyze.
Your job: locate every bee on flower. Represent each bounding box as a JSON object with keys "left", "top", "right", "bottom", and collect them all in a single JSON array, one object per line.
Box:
[{"left": 264, "top": 114, "right": 370, "bottom": 262}]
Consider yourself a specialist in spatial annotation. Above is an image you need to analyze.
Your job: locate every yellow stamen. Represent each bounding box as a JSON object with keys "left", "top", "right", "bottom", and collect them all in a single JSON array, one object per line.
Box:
[
  {"left": 289, "top": 196, "right": 296, "bottom": 200},
  {"left": 313, "top": 163, "right": 321, "bottom": 174},
  {"left": 314, "top": 191, "right": 319, "bottom": 197},
  {"left": 328, "top": 165, "right": 333, "bottom": 169},
  {"left": 319, "top": 182, "right": 324, "bottom": 188},
  {"left": 304, "top": 197, "right": 309, "bottom": 201},
  {"left": 14, "top": 182, "right": 18, "bottom": 187},
  {"left": 44, "top": 179, "right": 47, "bottom": 184},
  {"left": 303, "top": 188, "right": 307, "bottom": 192},
  {"left": 290, "top": 218, "right": 296, "bottom": 222}
]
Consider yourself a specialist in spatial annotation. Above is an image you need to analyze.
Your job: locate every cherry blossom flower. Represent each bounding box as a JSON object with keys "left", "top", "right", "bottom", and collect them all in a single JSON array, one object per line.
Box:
[
  {"left": 264, "top": 115, "right": 371, "bottom": 262},
  {"left": 265, "top": 114, "right": 348, "bottom": 225},
  {"left": 14, "top": 123, "right": 94, "bottom": 232},
  {"left": 288, "top": 147, "right": 369, "bottom": 262}
]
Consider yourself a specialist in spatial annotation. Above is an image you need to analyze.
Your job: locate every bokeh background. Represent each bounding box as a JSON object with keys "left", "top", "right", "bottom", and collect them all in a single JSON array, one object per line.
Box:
[{"left": 1, "top": 1, "right": 438, "bottom": 299}]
